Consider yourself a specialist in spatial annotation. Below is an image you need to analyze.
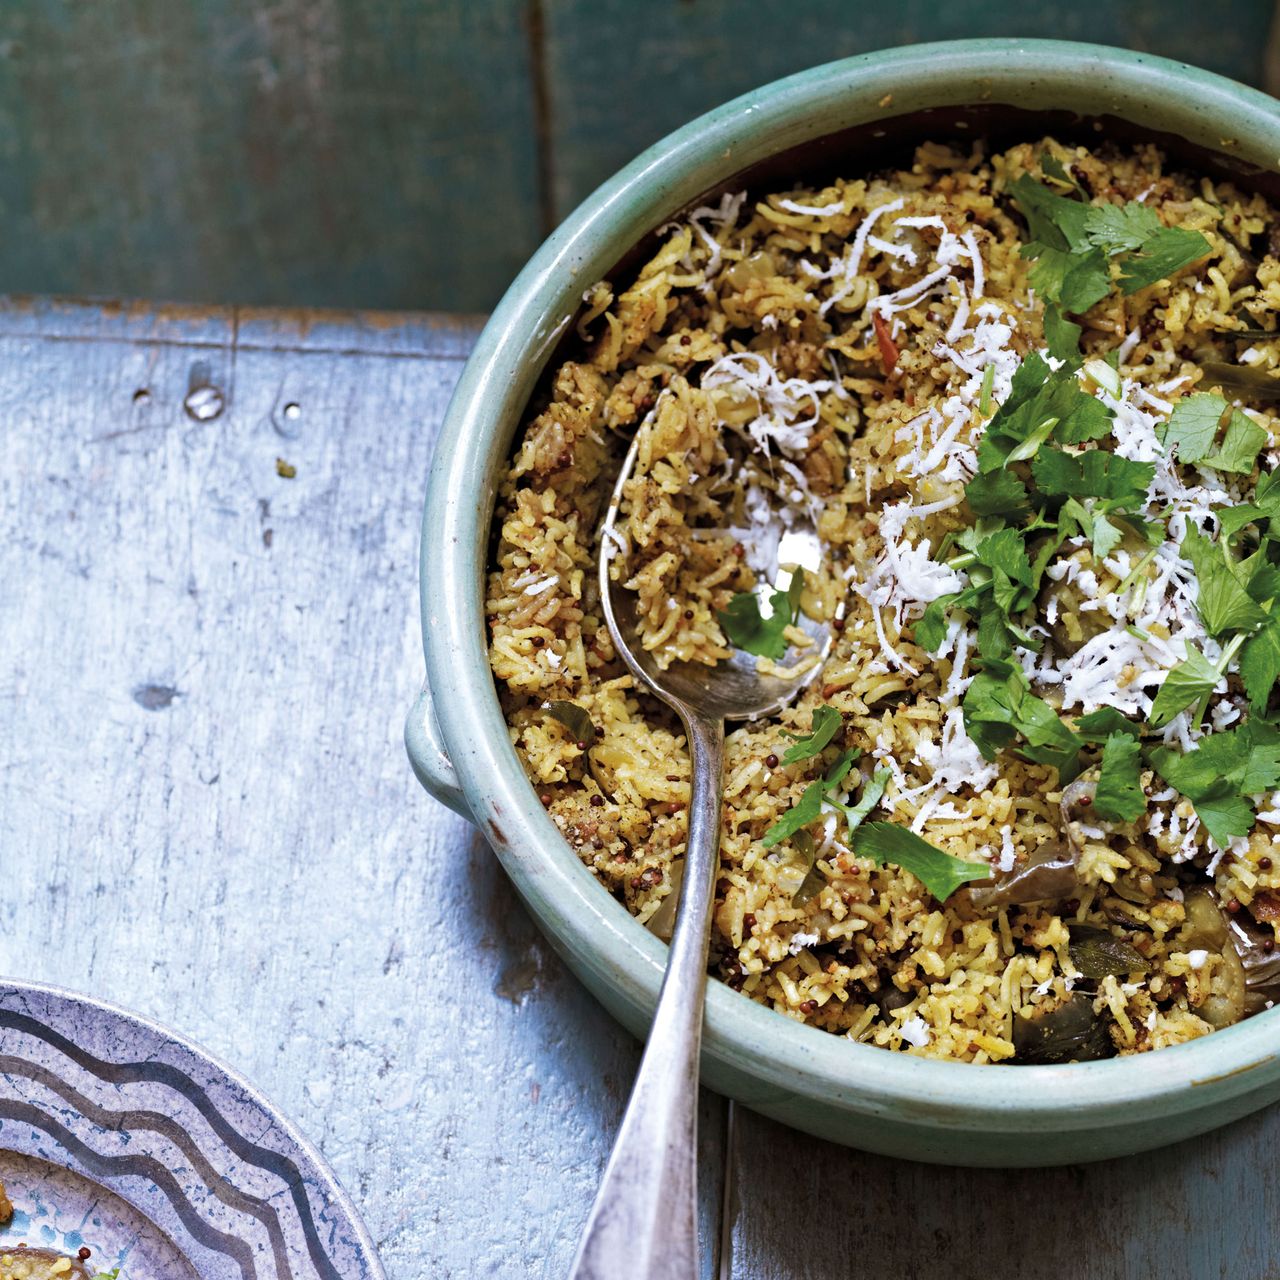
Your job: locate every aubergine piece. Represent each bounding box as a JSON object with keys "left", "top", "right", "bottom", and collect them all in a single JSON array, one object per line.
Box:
[
  {"left": 1227, "top": 913, "right": 1280, "bottom": 1017},
  {"left": 1182, "top": 888, "right": 1247, "bottom": 1029},
  {"left": 962, "top": 777, "right": 1095, "bottom": 911},
  {"left": 1013, "top": 993, "right": 1115, "bottom": 1063}
]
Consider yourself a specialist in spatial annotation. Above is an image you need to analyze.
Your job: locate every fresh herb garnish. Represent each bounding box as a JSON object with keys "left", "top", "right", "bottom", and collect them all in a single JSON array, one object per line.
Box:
[
  {"left": 1092, "top": 732, "right": 1146, "bottom": 823},
  {"left": 718, "top": 569, "right": 805, "bottom": 660},
  {"left": 1147, "top": 643, "right": 1222, "bottom": 729},
  {"left": 759, "top": 746, "right": 857, "bottom": 849},
  {"left": 1148, "top": 719, "right": 1280, "bottom": 846},
  {"left": 962, "top": 656, "right": 1083, "bottom": 780},
  {"left": 851, "top": 822, "right": 991, "bottom": 903},
  {"left": 1161, "top": 392, "right": 1267, "bottom": 474},
  {"left": 781, "top": 704, "right": 842, "bottom": 763},
  {"left": 1009, "top": 176, "right": 1210, "bottom": 354}
]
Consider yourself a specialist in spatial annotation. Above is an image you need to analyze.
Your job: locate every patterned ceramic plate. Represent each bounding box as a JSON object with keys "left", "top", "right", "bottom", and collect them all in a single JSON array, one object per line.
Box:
[{"left": 0, "top": 980, "right": 384, "bottom": 1280}]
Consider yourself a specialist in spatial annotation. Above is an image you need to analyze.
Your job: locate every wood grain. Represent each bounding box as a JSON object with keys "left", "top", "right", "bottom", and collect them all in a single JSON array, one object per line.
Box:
[
  {"left": 725, "top": 1106, "right": 1280, "bottom": 1279},
  {"left": 0, "top": 2, "right": 1274, "bottom": 311}
]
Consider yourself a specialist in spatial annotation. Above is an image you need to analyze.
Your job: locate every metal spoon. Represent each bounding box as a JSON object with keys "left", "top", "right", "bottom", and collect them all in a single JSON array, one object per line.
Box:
[{"left": 570, "top": 430, "right": 828, "bottom": 1280}]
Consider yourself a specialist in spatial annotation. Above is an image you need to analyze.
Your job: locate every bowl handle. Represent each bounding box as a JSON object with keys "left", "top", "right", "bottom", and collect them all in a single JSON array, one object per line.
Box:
[{"left": 404, "top": 681, "right": 473, "bottom": 821}]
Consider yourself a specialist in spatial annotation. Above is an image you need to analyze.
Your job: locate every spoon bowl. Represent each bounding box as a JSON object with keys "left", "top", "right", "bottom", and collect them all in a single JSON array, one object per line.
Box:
[{"left": 598, "top": 429, "right": 831, "bottom": 723}]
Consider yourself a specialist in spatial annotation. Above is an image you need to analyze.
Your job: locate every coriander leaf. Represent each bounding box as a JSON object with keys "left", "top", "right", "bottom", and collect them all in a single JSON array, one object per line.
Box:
[
  {"left": 1212, "top": 719, "right": 1280, "bottom": 795},
  {"left": 1009, "top": 175, "right": 1092, "bottom": 253},
  {"left": 837, "top": 767, "right": 890, "bottom": 837},
  {"left": 1147, "top": 644, "right": 1222, "bottom": 729},
  {"left": 760, "top": 780, "right": 824, "bottom": 848},
  {"left": 1093, "top": 733, "right": 1145, "bottom": 822},
  {"left": 1030, "top": 448, "right": 1154, "bottom": 508},
  {"left": 1241, "top": 617, "right": 1280, "bottom": 711},
  {"left": 966, "top": 469, "right": 1030, "bottom": 518},
  {"left": 1040, "top": 150, "right": 1077, "bottom": 190},
  {"left": 1189, "top": 785, "right": 1256, "bottom": 847},
  {"left": 1212, "top": 411, "right": 1268, "bottom": 475},
  {"left": 974, "top": 527, "right": 1033, "bottom": 585},
  {"left": 914, "top": 594, "right": 958, "bottom": 653},
  {"left": 760, "top": 745, "right": 860, "bottom": 849},
  {"left": 1182, "top": 526, "right": 1268, "bottom": 636},
  {"left": 1043, "top": 302, "right": 1082, "bottom": 359},
  {"left": 781, "top": 705, "right": 842, "bottom": 763},
  {"left": 1056, "top": 247, "right": 1114, "bottom": 313},
  {"left": 1076, "top": 707, "right": 1142, "bottom": 742},
  {"left": 1163, "top": 391, "right": 1268, "bottom": 473},
  {"left": 1161, "top": 392, "right": 1228, "bottom": 463},
  {"left": 978, "top": 359, "right": 1112, "bottom": 470},
  {"left": 824, "top": 746, "right": 860, "bottom": 790},
  {"left": 1053, "top": 392, "right": 1114, "bottom": 445},
  {"left": 963, "top": 657, "right": 1083, "bottom": 777},
  {"left": 852, "top": 822, "right": 991, "bottom": 902},
  {"left": 1082, "top": 201, "right": 1161, "bottom": 254},
  {"left": 718, "top": 570, "right": 804, "bottom": 660},
  {"left": 1116, "top": 226, "right": 1211, "bottom": 294}
]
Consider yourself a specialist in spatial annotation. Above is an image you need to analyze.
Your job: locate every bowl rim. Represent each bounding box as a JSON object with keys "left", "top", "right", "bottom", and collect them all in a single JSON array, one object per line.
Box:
[{"left": 421, "top": 37, "right": 1280, "bottom": 1129}]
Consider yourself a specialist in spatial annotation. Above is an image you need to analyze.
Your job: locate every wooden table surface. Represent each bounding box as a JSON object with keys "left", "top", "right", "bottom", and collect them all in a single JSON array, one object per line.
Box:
[{"left": 4, "top": 296, "right": 1280, "bottom": 1279}]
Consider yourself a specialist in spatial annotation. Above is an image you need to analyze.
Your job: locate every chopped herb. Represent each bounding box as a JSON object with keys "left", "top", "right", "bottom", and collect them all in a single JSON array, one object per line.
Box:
[
  {"left": 759, "top": 747, "right": 858, "bottom": 849},
  {"left": 781, "top": 704, "right": 842, "bottom": 763},
  {"left": 1009, "top": 177, "right": 1210, "bottom": 318},
  {"left": 1241, "top": 617, "right": 1280, "bottom": 711},
  {"left": 718, "top": 570, "right": 805, "bottom": 660},
  {"left": 965, "top": 469, "right": 1030, "bottom": 518},
  {"left": 852, "top": 822, "right": 991, "bottom": 903},
  {"left": 1076, "top": 707, "right": 1143, "bottom": 742},
  {"left": 1115, "top": 225, "right": 1211, "bottom": 294},
  {"left": 1030, "top": 448, "right": 1155, "bottom": 507},
  {"left": 1182, "top": 526, "right": 1268, "bottom": 637},
  {"left": 1149, "top": 719, "right": 1280, "bottom": 846},
  {"left": 1042, "top": 302, "right": 1083, "bottom": 359},
  {"left": 1147, "top": 643, "right": 1222, "bottom": 729},
  {"left": 962, "top": 656, "right": 1083, "bottom": 779},
  {"left": 760, "top": 778, "right": 824, "bottom": 849},
  {"left": 1092, "top": 732, "right": 1146, "bottom": 823},
  {"left": 1161, "top": 392, "right": 1267, "bottom": 473},
  {"left": 978, "top": 362, "right": 996, "bottom": 416},
  {"left": 838, "top": 768, "right": 890, "bottom": 836}
]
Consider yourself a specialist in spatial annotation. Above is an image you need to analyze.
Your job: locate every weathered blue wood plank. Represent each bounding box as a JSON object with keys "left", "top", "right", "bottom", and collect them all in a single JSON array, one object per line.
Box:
[
  {"left": 0, "top": 2, "right": 543, "bottom": 312},
  {"left": 541, "top": 0, "right": 1278, "bottom": 222}
]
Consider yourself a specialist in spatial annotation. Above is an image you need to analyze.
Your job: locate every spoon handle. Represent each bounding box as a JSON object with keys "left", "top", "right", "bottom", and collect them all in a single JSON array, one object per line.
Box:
[{"left": 568, "top": 709, "right": 725, "bottom": 1280}]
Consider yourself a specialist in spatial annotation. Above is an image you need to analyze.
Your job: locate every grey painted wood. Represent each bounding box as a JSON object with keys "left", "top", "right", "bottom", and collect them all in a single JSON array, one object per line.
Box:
[
  {"left": 0, "top": 296, "right": 722, "bottom": 1278},
  {"left": 725, "top": 1107, "right": 1280, "bottom": 1279}
]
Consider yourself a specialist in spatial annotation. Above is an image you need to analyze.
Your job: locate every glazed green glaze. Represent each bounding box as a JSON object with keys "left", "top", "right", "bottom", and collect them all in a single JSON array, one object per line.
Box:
[{"left": 409, "top": 39, "right": 1280, "bottom": 1166}]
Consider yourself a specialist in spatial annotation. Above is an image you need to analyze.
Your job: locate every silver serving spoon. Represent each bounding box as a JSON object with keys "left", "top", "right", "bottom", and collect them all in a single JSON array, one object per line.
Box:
[{"left": 570, "top": 430, "right": 828, "bottom": 1280}]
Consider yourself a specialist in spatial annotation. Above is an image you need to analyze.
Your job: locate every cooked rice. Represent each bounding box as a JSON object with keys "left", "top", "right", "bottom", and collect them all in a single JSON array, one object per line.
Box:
[{"left": 485, "top": 136, "right": 1280, "bottom": 1062}]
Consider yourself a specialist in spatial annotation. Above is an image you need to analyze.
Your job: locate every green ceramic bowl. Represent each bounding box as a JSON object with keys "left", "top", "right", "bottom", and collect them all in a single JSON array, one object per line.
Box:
[{"left": 407, "top": 38, "right": 1280, "bottom": 1167}]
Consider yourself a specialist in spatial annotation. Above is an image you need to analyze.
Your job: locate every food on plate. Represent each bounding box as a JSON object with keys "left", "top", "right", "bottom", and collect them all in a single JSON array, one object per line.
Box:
[
  {"left": 0, "top": 1182, "right": 114, "bottom": 1279},
  {"left": 486, "top": 135, "right": 1280, "bottom": 1061}
]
